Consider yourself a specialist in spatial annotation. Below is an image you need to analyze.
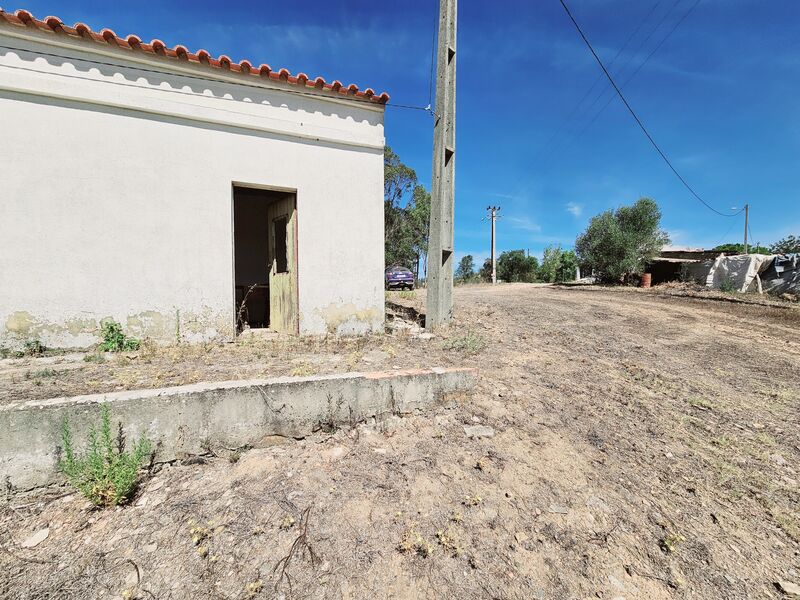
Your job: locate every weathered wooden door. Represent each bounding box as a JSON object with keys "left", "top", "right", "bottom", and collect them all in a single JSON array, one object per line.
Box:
[{"left": 267, "top": 195, "right": 298, "bottom": 333}]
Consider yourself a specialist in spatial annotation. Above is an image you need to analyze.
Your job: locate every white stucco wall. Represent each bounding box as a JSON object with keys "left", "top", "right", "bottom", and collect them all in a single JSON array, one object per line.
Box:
[{"left": 0, "top": 28, "right": 386, "bottom": 348}]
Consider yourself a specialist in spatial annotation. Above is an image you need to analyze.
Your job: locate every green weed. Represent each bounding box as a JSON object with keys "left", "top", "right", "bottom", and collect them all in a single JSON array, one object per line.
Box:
[
  {"left": 24, "top": 339, "right": 45, "bottom": 356},
  {"left": 442, "top": 331, "right": 487, "bottom": 355},
  {"left": 60, "top": 404, "right": 152, "bottom": 506},
  {"left": 99, "top": 321, "right": 140, "bottom": 352},
  {"left": 719, "top": 277, "right": 737, "bottom": 294}
]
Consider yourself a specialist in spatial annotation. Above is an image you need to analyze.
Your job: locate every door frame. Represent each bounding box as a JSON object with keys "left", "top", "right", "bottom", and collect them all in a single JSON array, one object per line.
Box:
[{"left": 230, "top": 182, "right": 300, "bottom": 336}]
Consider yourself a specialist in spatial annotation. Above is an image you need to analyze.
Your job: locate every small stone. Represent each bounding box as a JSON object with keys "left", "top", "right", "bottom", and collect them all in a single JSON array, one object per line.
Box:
[
  {"left": 586, "top": 495, "right": 611, "bottom": 513},
  {"left": 772, "top": 454, "right": 788, "bottom": 467},
  {"left": 372, "top": 448, "right": 387, "bottom": 455},
  {"left": 549, "top": 505, "right": 569, "bottom": 514},
  {"left": 463, "top": 425, "right": 495, "bottom": 438},
  {"left": 144, "top": 542, "right": 158, "bottom": 553},
  {"left": 21, "top": 528, "right": 49, "bottom": 548},
  {"left": 361, "top": 350, "right": 389, "bottom": 364},
  {"left": 777, "top": 581, "right": 800, "bottom": 597},
  {"left": 416, "top": 333, "right": 435, "bottom": 341},
  {"left": 608, "top": 574, "right": 626, "bottom": 591},
  {"left": 324, "top": 446, "right": 348, "bottom": 461}
]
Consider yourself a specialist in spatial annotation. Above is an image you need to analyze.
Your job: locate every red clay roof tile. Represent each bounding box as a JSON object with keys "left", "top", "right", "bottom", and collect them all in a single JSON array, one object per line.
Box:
[{"left": 0, "top": 8, "right": 390, "bottom": 104}]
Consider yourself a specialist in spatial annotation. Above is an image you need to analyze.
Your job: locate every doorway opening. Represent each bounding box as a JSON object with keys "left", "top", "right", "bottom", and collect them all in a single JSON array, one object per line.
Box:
[{"left": 233, "top": 186, "right": 298, "bottom": 334}]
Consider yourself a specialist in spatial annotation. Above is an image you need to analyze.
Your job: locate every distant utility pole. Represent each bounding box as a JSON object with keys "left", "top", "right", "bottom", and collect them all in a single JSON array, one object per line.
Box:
[
  {"left": 425, "top": 0, "right": 457, "bottom": 331},
  {"left": 743, "top": 203, "right": 749, "bottom": 254},
  {"left": 486, "top": 206, "right": 501, "bottom": 284}
]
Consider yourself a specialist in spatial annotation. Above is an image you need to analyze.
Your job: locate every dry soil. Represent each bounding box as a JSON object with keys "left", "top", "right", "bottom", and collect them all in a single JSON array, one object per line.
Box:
[{"left": 1, "top": 284, "right": 799, "bottom": 600}]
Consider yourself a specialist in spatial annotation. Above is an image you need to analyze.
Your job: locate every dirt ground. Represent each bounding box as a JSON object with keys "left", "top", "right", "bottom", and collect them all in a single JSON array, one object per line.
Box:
[{"left": 2, "top": 284, "right": 799, "bottom": 599}]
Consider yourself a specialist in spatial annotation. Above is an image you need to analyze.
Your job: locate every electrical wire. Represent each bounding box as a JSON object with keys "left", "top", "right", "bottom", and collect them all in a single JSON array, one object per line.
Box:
[
  {"left": 534, "top": 0, "right": 664, "bottom": 162},
  {"left": 563, "top": 0, "right": 701, "bottom": 151},
  {"left": 428, "top": 0, "right": 438, "bottom": 112},
  {"left": 713, "top": 220, "right": 737, "bottom": 249},
  {"left": 0, "top": 42, "right": 432, "bottom": 112},
  {"left": 557, "top": 0, "right": 743, "bottom": 218},
  {"left": 551, "top": 0, "right": 682, "bottom": 158}
]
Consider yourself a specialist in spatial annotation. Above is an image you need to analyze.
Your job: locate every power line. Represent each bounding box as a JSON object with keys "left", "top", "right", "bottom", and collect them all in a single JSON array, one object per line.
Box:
[
  {"left": 0, "top": 42, "right": 433, "bottom": 113},
  {"left": 557, "top": 0, "right": 743, "bottom": 218},
  {"left": 534, "top": 0, "right": 664, "bottom": 162},
  {"left": 558, "top": 0, "right": 701, "bottom": 155},
  {"left": 428, "top": 0, "right": 438, "bottom": 111},
  {"left": 714, "top": 220, "right": 737, "bottom": 249},
  {"left": 553, "top": 0, "right": 682, "bottom": 156}
]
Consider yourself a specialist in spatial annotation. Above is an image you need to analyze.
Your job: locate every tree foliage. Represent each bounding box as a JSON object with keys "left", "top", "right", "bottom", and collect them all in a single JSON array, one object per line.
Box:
[
  {"left": 712, "top": 243, "right": 771, "bottom": 255},
  {"left": 384, "top": 147, "right": 431, "bottom": 276},
  {"left": 480, "top": 258, "right": 493, "bottom": 282},
  {"left": 575, "top": 198, "right": 670, "bottom": 283},
  {"left": 770, "top": 235, "right": 800, "bottom": 255},
  {"left": 497, "top": 250, "right": 539, "bottom": 283},
  {"left": 539, "top": 245, "right": 578, "bottom": 283},
  {"left": 456, "top": 255, "right": 476, "bottom": 281}
]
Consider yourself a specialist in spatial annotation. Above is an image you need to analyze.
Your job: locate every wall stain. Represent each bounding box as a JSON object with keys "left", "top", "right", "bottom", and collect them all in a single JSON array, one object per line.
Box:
[
  {"left": 315, "top": 303, "right": 382, "bottom": 335},
  {"left": 3, "top": 307, "right": 234, "bottom": 350}
]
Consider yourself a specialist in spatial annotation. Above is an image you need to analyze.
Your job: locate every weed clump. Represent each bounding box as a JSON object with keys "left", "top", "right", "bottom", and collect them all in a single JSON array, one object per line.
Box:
[
  {"left": 442, "top": 331, "right": 487, "bottom": 355},
  {"left": 24, "top": 339, "right": 46, "bottom": 356},
  {"left": 719, "top": 277, "right": 737, "bottom": 294},
  {"left": 99, "top": 321, "right": 140, "bottom": 352},
  {"left": 398, "top": 527, "right": 434, "bottom": 558},
  {"left": 60, "top": 404, "right": 152, "bottom": 506}
]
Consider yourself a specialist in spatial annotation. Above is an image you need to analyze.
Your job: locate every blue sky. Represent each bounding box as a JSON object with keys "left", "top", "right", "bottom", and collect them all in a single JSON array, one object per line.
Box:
[{"left": 15, "top": 0, "right": 800, "bottom": 264}]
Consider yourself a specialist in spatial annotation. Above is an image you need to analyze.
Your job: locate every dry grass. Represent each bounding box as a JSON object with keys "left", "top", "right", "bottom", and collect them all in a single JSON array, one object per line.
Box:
[{"left": 1, "top": 285, "right": 798, "bottom": 599}]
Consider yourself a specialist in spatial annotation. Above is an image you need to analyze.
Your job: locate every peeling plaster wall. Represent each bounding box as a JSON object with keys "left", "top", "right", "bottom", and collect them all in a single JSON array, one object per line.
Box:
[{"left": 0, "top": 31, "right": 385, "bottom": 348}]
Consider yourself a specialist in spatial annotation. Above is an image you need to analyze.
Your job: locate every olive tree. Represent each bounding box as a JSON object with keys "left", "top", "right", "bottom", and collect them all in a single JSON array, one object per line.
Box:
[{"left": 575, "top": 198, "right": 670, "bottom": 283}]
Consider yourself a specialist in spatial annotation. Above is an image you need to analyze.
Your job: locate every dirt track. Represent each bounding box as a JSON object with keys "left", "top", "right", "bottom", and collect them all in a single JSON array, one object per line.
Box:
[{"left": 2, "top": 284, "right": 799, "bottom": 599}]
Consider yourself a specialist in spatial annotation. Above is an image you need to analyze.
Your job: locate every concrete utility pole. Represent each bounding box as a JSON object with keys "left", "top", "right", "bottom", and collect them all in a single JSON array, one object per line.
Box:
[
  {"left": 486, "top": 206, "right": 500, "bottom": 284},
  {"left": 425, "top": 0, "right": 457, "bottom": 330},
  {"left": 743, "top": 203, "right": 749, "bottom": 254}
]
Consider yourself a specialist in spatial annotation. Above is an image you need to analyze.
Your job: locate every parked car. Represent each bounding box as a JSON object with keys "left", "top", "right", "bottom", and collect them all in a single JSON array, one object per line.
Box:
[{"left": 385, "top": 266, "right": 415, "bottom": 290}]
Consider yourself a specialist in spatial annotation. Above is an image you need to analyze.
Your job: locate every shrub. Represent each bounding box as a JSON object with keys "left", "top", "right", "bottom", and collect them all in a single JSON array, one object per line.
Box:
[
  {"left": 719, "top": 277, "right": 737, "bottom": 294},
  {"left": 60, "top": 404, "right": 152, "bottom": 506},
  {"left": 99, "top": 321, "right": 140, "bottom": 352},
  {"left": 24, "top": 339, "right": 45, "bottom": 356}
]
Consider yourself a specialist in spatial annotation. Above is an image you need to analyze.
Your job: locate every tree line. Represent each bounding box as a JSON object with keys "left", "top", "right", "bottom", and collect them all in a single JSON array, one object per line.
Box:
[
  {"left": 456, "top": 247, "right": 579, "bottom": 284},
  {"left": 384, "top": 148, "right": 798, "bottom": 285}
]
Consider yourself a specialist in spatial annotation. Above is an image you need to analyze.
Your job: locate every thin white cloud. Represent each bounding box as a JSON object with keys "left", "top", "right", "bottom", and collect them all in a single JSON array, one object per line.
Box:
[
  {"left": 505, "top": 215, "right": 541, "bottom": 233},
  {"left": 566, "top": 202, "right": 583, "bottom": 217}
]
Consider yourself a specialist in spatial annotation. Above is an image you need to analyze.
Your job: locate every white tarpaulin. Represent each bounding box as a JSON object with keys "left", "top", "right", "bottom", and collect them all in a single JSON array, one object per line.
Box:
[{"left": 704, "top": 254, "right": 777, "bottom": 292}]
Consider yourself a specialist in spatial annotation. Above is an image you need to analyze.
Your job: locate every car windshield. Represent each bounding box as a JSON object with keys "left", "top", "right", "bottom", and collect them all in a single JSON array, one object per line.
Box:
[{"left": 387, "top": 267, "right": 411, "bottom": 275}]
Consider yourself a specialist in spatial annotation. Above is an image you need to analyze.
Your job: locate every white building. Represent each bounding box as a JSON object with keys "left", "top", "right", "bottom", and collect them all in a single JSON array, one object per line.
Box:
[{"left": 0, "top": 9, "right": 388, "bottom": 348}]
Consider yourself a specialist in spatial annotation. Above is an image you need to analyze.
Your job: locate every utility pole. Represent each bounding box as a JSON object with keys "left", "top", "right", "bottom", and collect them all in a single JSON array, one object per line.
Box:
[
  {"left": 425, "top": 0, "right": 457, "bottom": 330},
  {"left": 743, "top": 203, "right": 749, "bottom": 255},
  {"left": 486, "top": 206, "right": 500, "bottom": 284}
]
